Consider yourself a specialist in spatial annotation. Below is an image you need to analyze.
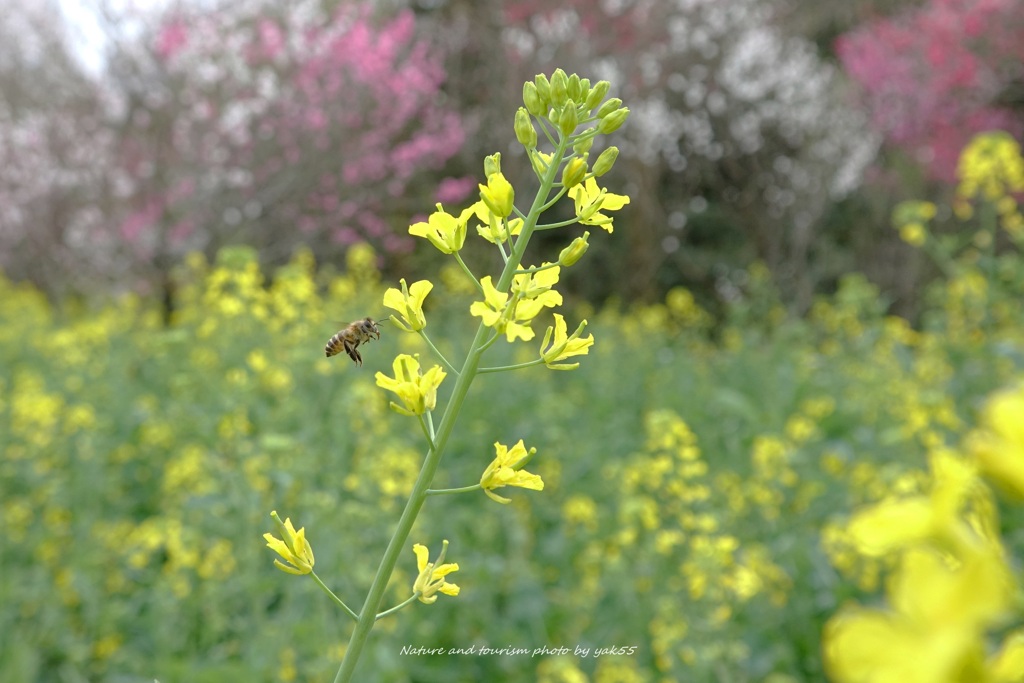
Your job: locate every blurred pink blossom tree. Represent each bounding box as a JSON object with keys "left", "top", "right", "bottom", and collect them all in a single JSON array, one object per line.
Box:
[
  {"left": 837, "top": 0, "right": 1024, "bottom": 183},
  {"left": 0, "top": 0, "right": 469, "bottom": 298},
  {"left": 115, "top": 0, "right": 468, "bottom": 269}
]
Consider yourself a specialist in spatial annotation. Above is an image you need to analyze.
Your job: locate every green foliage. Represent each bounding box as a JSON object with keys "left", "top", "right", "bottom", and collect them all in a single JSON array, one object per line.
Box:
[{"left": 3, "top": 231, "right": 1024, "bottom": 682}]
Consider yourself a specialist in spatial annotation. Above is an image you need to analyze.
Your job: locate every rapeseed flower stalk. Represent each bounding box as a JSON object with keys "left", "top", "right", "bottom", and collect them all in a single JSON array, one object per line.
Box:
[
  {"left": 322, "top": 69, "right": 630, "bottom": 682},
  {"left": 891, "top": 132, "right": 1024, "bottom": 341}
]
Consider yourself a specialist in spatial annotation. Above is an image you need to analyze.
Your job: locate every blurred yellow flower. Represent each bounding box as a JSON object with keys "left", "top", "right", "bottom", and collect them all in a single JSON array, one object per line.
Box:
[
  {"left": 846, "top": 449, "right": 980, "bottom": 556},
  {"left": 956, "top": 131, "right": 1024, "bottom": 201},
  {"left": 990, "top": 629, "right": 1024, "bottom": 683},
  {"left": 479, "top": 440, "right": 544, "bottom": 504},
  {"left": 263, "top": 511, "right": 315, "bottom": 575},
  {"left": 899, "top": 223, "right": 927, "bottom": 246},
  {"left": 412, "top": 540, "right": 460, "bottom": 604},
  {"left": 824, "top": 546, "right": 1010, "bottom": 683},
  {"left": 969, "top": 383, "right": 1024, "bottom": 497}
]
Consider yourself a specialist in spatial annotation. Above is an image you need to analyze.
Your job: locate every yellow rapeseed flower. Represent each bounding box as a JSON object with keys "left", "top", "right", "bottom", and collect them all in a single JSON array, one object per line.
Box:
[
  {"left": 539, "top": 314, "right": 594, "bottom": 370},
  {"left": 570, "top": 177, "right": 630, "bottom": 232},
  {"left": 479, "top": 440, "right": 544, "bottom": 504},
  {"left": 412, "top": 540, "right": 460, "bottom": 604},
  {"left": 478, "top": 171, "right": 515, "bottom": 218},
  {"left": 263, "top": 511, "right": 315, "bottom": 575},
  {"left": 471, "top": 199, "right": 524, "bottom": 244},
  {"left": 470, "top": 276, "right": 561, "bottom": 342},
  {"left": 384, "top": 278, "right": 433, "bottom": 332},
  {"left": 374, "top": 354, "right": 447, "bottom": 416},
  {"left": 409, "top": 204, "right": 473, "bottom": 254}
]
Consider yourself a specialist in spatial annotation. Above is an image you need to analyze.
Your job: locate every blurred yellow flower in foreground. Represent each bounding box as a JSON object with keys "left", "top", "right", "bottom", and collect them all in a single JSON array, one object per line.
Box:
[
  {"left": 846, "top": 449, "right": 982, "bottom": 556},
  {"left": 825, "top": 546, "right": 1011, "bottom": 683},
  {"left": 969, "top": 383, "right": 1024, "bottom": 497}
]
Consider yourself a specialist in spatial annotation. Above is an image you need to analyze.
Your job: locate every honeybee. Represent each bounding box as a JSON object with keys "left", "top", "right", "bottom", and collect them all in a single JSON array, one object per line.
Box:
[{"left": 325, "top": 317, "right": 381, "bottom": 365}]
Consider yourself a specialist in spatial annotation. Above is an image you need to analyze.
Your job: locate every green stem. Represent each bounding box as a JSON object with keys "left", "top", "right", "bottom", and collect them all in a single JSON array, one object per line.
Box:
[
  {"left": 478, "top": 328, "right": 504, "bottom": 354},
  {"left": 538, "top": 119, "right": 558, "bottom": 148},
  {"left": 425, "top": 411, "right": 436, "bottom": 442},
  {"left": 418, "top": 330, "right": 459, "bottom": 376},
  {"left": 416, "top": 414, "right": 436, "bottom": 451},
  {"left": 426, "top": 484, "right": 482, "bottom": 496},
  {"left": 310, "top": 572, "right": 358, "bottom": 621},
  {"left": 454, "top": 252, "right": 483, "bottom": 295},
  {"left": 332, "top": 129, "right": 570, "bottom": 683},
  {"left": 537, "top": 186, "right": 569, "bottom": 214},
  {"left": 478, "top": 359, "right": 546, "bottom": 374},
  {"left": 375, "top": 594, "right": 421, "bottom": 621},
  {"left": 534, "top": 217, "right": 582, "bottom": 231}
]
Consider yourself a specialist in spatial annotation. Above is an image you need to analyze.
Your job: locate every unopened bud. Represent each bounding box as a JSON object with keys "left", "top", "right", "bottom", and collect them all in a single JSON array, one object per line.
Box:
[
  {"left": 578, "top": 78, "right": 591, "bottom": 104},
  {"left": 523, "top": 82, "right": 545, "bottom": 117},
  {"left": 479, "top": 172, "right": 515, "bottom": 218},
  {"left": 529, "top": 151, "right": 550, "bottom": 178},
  {"left": 596, "top": 97, "right": 622, "bottom": 119},
  {"left": 598, "top": 107, "right": 630, "bottom": 134},
  {"left": 592, "top": 146, "right": 619, "bottom": 176},
  {"left": 573, "top": 133, "right": 594, "bottom": 155},
  {"left": 549, "top": 69, "right": 568, "bottom": 107},
  {"left": 515, "top": 107, "right": 537, "bottom": 149},
  {"left": 585, "top": 81, "right": 611, "bottom": 111},
  {"left": 534, "top": 74, "right": 551, "bottom": 104},
  {"left": 567, "top": 73, "right": 581, "bottom": 102},
  {"left": 558, "top": 231, "right": 590, "bottom": 267},
  {"left": 561, "top": 158, "right": 588, "bottom": 189},
  {"left": 558, "top": 100, "right": 578, "bottom": 137},
  {"left": 484, "top": 153, "right": 501, "bottom": 179}
]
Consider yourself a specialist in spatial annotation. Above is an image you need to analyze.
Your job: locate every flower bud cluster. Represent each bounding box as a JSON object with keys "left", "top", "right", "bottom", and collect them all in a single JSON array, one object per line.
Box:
[{"left": 520, "top": 69, "right": 630, "bottom": 163}]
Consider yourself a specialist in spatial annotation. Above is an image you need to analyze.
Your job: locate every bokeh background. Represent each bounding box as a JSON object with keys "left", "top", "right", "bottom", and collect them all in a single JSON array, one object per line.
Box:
[{"left": 3, "top": 0, "right": 1024, "bottom": 681}]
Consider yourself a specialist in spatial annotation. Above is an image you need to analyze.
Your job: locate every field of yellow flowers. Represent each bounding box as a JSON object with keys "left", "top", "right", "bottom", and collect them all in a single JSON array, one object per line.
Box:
[{"left": 4, "top": 133, "right": 1024, "bottom": 683}]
